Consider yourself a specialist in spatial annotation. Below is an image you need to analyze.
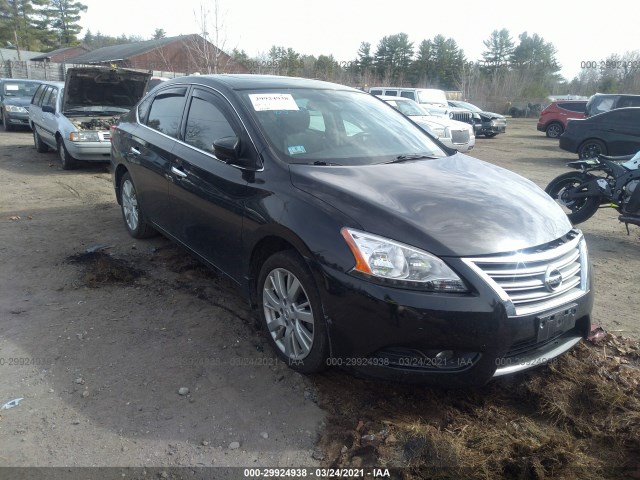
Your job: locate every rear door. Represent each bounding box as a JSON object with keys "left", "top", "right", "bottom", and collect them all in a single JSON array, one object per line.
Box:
[
  {"left": 39, "top": 86, "right": 60, "bottom": 148},
  {"left": 168, "top": 86, "right": 258, "bottom": 281},
  {"left": 122, "top": 86, "right": 188, "bottom": 232},
  {"left": 601, "top": 109, "right": 640, "bottom": 155}
]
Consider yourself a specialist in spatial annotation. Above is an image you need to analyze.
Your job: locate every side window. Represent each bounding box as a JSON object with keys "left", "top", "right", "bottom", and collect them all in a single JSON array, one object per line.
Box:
[
  {"left": 137, "top": 94, "right": 154, "bottom": 123},
  {"left": 618, "top": 96, "right": 640, "bottom": 108},
  {"left": 44, "top": 88, "right": 58, "bottom": 109},
  {"left": 400, "top": 91, "right": 415, "bottom": 100},
  {"left": 146, "top": 88, "right": 187, "bottom": 138},
  {"left": 385, "top": 90, "right": 398, "bottom": 96},
  {"left": 184, "top": 95, "right": 236, "bottom": 153},
  {"left": 561, "top": 102, "right": 587, "bottom": 113},
  {"left": 370, "top": 89, "right": 383, "bottom": 96}
]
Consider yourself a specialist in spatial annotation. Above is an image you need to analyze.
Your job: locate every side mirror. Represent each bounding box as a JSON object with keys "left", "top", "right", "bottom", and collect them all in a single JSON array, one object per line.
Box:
[
  {"left": 42, "top": 105, "right": 55, "bottom": 114},
  {"left": 213, "top": 136, "right": 240, "bottom": 162},
  {"left": 213, "top": 136, "right": 255, "bottom": 169}
]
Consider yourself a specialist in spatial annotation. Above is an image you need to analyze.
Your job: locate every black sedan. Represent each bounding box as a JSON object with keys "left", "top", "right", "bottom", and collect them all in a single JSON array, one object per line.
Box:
[
  {"left": 559, "top": 107, "right": 640, "bottom": 159},
  {"left": 111, "top": 75, "right": 593, "bottom": 386},
  {"left": 448, "top": 100, "right": 507, "bottom": 137}
]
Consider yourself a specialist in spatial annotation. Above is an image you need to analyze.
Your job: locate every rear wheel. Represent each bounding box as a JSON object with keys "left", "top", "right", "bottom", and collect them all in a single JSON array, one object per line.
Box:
[
  {"left": 545, "top": 172, "right": 601, "bottom": 224},
  {"left": 545, "top": 122, "right": 563, "bottom": 138},
  {"left": 257, "top": 250, "right": 328, "bottom": 374},
  {"left": 578, "top": 139, "right": 606, "bottom": 159},
  {"left": 119, "top": 172, "right": 156, "bottom": 238},
  {"left": 57, "top": 137, "right": 76, "bottom": 170}
]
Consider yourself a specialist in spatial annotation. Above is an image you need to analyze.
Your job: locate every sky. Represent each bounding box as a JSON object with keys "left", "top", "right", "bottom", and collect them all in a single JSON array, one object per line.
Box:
[{"left": 77, "top": 0, "right": 636, "bottom": 82}]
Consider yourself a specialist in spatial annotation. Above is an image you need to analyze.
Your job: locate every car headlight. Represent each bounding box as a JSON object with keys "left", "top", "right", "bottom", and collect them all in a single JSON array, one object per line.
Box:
[
  {"left": 4, "top": 105, "right": 27, "bottom": 113},
  {"left": 69, "top": 131, "right": 100, "bottom": 142},
  {"left": 341, "top": 228, "right": 468, "bottom": 292}
]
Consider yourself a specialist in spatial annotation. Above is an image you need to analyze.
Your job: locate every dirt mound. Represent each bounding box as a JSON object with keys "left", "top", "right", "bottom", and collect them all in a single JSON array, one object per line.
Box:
[{"left": 314, "top": 333, "right": 640, "bottom": 479}]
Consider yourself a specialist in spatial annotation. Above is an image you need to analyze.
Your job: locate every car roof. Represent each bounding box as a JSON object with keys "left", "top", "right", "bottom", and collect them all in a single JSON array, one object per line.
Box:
[
  {"left": 1, "top": 78, "right": 46, "bottom": 83},
  {"left": 167, "top": 74, "right": 361, "bottom": 92}
]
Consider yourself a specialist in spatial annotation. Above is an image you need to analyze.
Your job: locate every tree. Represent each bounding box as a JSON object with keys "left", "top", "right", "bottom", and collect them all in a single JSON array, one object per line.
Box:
[
  {"left": 374, "top": 33, "right": 413, "bottom": 84},
  {"left": 42, "top": 0, "right": 87, "bottom": 47},
  {"left": 481, "top": 29, "right": 514, "bottom": 68},
  {"left": 428, "top": 35, "right": 465, "bottom": 90},
  {"left": 0, "top": 0, "right": 50, "bottom": 53},
  {"left": 153, "top": 28, "right": 166, "bottom": 40}
]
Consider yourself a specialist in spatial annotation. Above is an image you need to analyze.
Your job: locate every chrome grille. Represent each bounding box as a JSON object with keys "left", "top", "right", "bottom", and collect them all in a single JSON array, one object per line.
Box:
[
  {"left": 463, "top": 231, "right": 589, "bottom": 316},
  {"left": 450, "top": 111, "right": 473, "bottom": 123},
  {"left": 451, "top": 129, "right": 470, "bottom": 144}
]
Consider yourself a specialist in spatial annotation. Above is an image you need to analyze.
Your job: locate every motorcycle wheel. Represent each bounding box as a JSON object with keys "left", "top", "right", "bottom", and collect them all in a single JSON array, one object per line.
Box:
[{"left": 545, "top": 172, "right": 602, "bottom": 224}]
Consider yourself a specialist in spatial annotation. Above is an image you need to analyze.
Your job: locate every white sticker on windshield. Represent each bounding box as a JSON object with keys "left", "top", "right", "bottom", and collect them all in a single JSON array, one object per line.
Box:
[
  {"left": 249, "top": 93, "right": 299, "bottom": 111},
  {"left": 5, "top": 84, "right": 19, "bottom": 91}
]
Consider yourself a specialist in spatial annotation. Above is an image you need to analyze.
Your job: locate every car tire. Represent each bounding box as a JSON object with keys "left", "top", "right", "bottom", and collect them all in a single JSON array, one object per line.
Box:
[
  {"left": 33, "top": 129, "right": 49, "bottom": 153},
  {"left": 2, "top": 111, "right": 14, "bottom": 132},
  {"left": 578, "top": 139, "right": 606, "bottom": 159},
  {"left": 57, "top": 137, "right": 77, "bottom": 170},
  {"left": 484, "top": 132, "right": 498, "bottom": 138},
  {"left": 257, "top": 250, "right": 329, "bottom": 374},
  {"left": 545, "top": 122, "right": 563, "bottom": 138},
  {"left": 545, "top": 172, "right": 601, "bottom": 224},
  {"left": 119, "top": 171, "right": 156, "bottom": 239}
]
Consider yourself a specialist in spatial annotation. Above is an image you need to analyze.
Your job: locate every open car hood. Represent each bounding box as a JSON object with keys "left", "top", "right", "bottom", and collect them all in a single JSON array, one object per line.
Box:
[{"left": 62, "top": 67, "right": 150, "bottom": 113}]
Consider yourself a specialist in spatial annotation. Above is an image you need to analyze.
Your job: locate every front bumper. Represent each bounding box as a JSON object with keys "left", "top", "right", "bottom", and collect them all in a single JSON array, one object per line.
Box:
[
  {"left": 480, "top": 122, "right": 506, "bottom": 135},
  {"left": 314, "top": 233, "right": 593, "bottom": 386},
  {"left": 65, "top": 140, "right": 112, "bottom": 162},
  {"left": 4, "top": 111, "right": 30, "bottom": 127}
]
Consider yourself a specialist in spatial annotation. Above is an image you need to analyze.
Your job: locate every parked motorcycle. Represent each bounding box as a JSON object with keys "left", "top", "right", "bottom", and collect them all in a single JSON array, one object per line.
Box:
[{"left": 545, "top": 151, "right": 640, "bottom": 230}]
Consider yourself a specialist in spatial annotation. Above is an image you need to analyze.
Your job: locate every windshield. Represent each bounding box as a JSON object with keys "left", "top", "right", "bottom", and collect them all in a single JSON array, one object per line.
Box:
[
  {"left": 242, "top": 89, "right": 446, "bottom": 165},
  {"left": 453, "top": 100, "right": 482, "bottom": 112},
  {"left": 3, "top": 81, "right": 40, "bottom": 97},
  {"left": 386, "top": 99, "right": 429, "bottom": 117}
]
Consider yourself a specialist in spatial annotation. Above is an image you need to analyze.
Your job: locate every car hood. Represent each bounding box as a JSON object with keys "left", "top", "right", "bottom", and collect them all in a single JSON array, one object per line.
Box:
[
  {"left": 479, "top": 111, "right": 506, "bottom": 121},
  {"left": 289, "top": 153, "right": 572, "bottom": 257},
  {"left": 2, "top": 97, "right": 32, "bottom": 107},
  {"left": 62, "top": 67, "right": 151, "bottom": 113}
]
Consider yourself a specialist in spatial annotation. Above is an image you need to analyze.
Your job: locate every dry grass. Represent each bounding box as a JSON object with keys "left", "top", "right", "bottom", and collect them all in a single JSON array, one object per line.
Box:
[{"left": 314, "top": 333, "right": 640, "bottom": 479}]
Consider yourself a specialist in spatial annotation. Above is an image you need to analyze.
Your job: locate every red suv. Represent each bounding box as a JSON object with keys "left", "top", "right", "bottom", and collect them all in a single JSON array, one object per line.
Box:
[{"left": 537, "top": 101, "right": 587, "bottom": 138}]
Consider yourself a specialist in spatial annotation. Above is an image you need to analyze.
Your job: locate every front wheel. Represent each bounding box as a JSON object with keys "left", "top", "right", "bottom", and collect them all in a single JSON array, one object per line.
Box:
[
  {"left": 484, "top": 132, "right": 498, "bottom": 138},
  {"left": 2, "top": 111, "right": 14, "bottom": 132},
  {"left": 545, "top": 172, "right": 602, "bottom": 224},
  {"left": 257, "top": 250, "right": 328, "bottom": 374},
  {"left": 33, "top": 129, "right": 49, "bottom": 153},
  {"left": 57, "top": 137, "right": 76, "bottom": 170}
]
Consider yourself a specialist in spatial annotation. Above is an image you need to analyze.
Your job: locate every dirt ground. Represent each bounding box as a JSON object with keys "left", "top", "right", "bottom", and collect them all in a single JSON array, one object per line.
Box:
[{"left": 0, "top": 119, "right": 638, "bottom": 477}]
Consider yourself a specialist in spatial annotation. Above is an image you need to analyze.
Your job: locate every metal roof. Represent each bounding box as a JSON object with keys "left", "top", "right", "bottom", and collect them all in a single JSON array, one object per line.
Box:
[{"left": 68, "top": 35, "right": 195, "bottom": 64}]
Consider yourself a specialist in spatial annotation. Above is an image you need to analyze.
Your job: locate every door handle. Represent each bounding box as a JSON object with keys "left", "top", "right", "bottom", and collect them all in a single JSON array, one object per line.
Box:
[
  {"left": 129, "top": 147, "right": 141, "bottom": 155},
  {"left": 171, "top": 166, "right": 187, "bottom": 178}
]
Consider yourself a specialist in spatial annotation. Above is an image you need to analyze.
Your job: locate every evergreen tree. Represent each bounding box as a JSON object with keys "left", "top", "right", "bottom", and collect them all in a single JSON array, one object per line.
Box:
[{"left": 42, "top": 0, "right": 88, "bottom": 47}]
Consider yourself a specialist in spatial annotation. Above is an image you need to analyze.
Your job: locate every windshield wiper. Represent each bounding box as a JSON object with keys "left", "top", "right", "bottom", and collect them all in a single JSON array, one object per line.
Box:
[
  {"left": 312, "top": 161, "right": 341, "bottom": 166},
  {"left": 386, "top": 154, "right": 438, "bottom": 164}
]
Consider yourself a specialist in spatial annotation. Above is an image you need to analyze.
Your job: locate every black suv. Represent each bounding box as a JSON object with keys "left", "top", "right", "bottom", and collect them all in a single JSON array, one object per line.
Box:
[{"left": 585, "top": 93, "right": 640, "bottom": 117}]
